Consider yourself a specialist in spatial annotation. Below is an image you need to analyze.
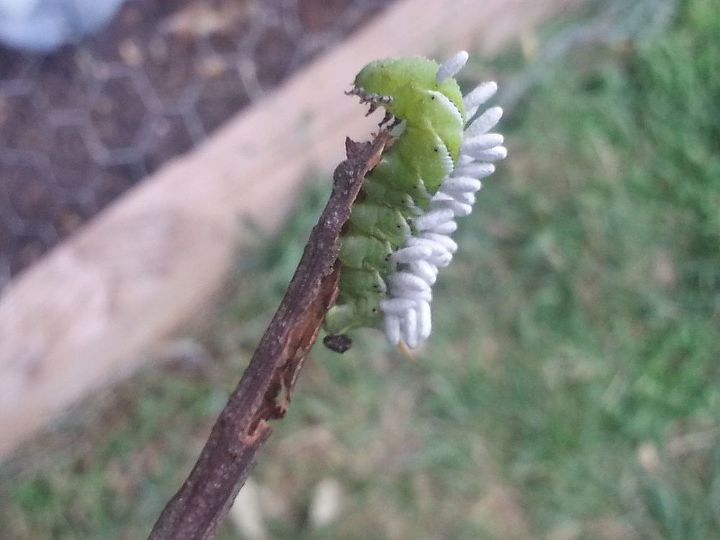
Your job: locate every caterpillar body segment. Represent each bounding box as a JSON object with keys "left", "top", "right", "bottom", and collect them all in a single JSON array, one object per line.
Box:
[
  {"left": 394, "top": 126, "right": 455, "bottom": 193},
  {"left": 338, "top": 234, "right": 392, "bottom": 272},
  {"left": 361, "top": 177, "right": 418, "bottom": 217},
  {"left": 348, "top": 203, "right": 410, "bottom": 247},
  {"left": 340, "top": 268, "right": 386, "bottom": 295},
  {"left": 364, "top": 153, "right": 432, "bottom": 208}
]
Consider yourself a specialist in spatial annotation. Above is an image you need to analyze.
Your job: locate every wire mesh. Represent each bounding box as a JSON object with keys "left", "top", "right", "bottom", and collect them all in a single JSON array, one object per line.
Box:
[{"left": 0, "top": 0, "right": 393, "bottom": 289}]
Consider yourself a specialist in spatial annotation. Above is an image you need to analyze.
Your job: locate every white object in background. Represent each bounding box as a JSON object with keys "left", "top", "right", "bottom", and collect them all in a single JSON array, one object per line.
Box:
[
  {"left": 229, "top": 479, "right": 267, "bottom": 540},
  {"left": 309, "top": 477, "right": 344, "bottom": 528},
  {"left": 0, "top": 0, "right": 126, "bottom": 52}
]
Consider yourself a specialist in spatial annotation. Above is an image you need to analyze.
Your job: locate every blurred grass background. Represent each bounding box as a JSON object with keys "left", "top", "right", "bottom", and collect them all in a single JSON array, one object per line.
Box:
[{"left": 1, "top": 0, "right": 719, "bottom": 538}]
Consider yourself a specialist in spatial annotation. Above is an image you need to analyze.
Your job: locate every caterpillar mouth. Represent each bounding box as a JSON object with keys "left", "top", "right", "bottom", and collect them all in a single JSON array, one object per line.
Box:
[{"left": 346, "top": 85, "right": 394, "bottom": 117}]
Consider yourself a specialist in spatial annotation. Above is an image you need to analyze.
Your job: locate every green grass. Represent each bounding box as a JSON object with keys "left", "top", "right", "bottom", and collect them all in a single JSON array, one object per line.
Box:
[{"left": 2, "top": 0, "right": 719, "bottom": 538}]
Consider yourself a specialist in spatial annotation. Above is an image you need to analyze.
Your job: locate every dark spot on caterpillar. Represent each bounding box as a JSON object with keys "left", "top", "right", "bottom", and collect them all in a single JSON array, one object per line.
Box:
[
  {"left": 372, "top": 308, "right": 377, "bottom": 313},
  {"left": 431, "top": 95, "right": 436, "bottom": 100},
  {"left": 433, "top": 147, "right": 439, "bottom": 152},
  {"left": 396, "top": 224, "right": 401, "bottom": 228},
  {"left": 384, "top": 254, "right": 391, "bottom": 261}
]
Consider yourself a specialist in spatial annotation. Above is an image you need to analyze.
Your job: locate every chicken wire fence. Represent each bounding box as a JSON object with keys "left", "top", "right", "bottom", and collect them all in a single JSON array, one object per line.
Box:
[{"left": 0, "top": 0, "right": 393, "bottom": 290}]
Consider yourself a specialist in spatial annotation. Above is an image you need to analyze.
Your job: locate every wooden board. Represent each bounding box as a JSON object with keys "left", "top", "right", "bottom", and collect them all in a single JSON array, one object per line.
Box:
[{"left": 0, "top": 0, "right": 582, "bottom": 460}]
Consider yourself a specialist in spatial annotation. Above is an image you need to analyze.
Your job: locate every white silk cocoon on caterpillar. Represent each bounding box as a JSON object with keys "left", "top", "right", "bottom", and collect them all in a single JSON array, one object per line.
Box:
[{"left": 380, "top": 51, "right": 506, "bottom": 349}]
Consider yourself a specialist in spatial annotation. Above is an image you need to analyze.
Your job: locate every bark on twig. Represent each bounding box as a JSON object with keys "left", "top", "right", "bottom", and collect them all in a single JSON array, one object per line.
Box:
[{"left": 148, "top": 131, "right": 392, "bottom": 540}]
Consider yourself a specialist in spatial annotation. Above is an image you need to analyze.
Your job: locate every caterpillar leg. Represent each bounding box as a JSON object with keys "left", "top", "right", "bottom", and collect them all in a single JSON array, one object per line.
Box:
[
  {"left": 324, "top": 294, "right": 382, "bottom": 336},
  {"left": 324, "top": 304, "right": 358, "bottom": 337},
  {"left": 323, "top": 334, "right": 352, "bottom": 353}
]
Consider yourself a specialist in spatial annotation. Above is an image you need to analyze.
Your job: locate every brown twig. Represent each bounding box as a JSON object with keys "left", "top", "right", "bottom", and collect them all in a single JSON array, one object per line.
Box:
[{"left": 148, "top": 131, "right": 392, "bottom": 540}]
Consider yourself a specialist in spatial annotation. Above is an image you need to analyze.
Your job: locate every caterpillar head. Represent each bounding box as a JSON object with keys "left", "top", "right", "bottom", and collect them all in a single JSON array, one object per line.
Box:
[{"left": 350, "top": 57, "right": 465, "bottom": 125}]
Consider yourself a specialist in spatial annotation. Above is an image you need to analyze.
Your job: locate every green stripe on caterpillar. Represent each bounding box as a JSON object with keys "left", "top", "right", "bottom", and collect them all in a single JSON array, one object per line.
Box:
[{"left": 323, "top": 52, "right": 506, "bottom": 352}]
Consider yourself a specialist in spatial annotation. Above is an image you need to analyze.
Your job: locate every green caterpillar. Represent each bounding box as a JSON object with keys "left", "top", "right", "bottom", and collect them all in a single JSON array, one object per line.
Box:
[{"left": 323, "top": 56, "right": 467, "bottom": 349}]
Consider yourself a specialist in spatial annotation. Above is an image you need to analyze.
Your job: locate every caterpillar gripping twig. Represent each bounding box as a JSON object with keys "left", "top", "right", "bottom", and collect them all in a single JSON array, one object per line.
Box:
[{"left": 324, "top": 52, "right": 506, "bottom": 352}]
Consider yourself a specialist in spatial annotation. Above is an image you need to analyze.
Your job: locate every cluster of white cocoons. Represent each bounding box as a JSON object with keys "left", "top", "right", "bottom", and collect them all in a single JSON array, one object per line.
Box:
[{"left": 381, "top": 51, "right": 506, "bottom": 349}]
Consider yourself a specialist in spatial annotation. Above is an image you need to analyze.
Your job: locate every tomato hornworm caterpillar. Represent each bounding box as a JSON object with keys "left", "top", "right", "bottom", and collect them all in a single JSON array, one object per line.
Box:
[{"left": 324, "top": 52, "right": 506, "bottom": 352}]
